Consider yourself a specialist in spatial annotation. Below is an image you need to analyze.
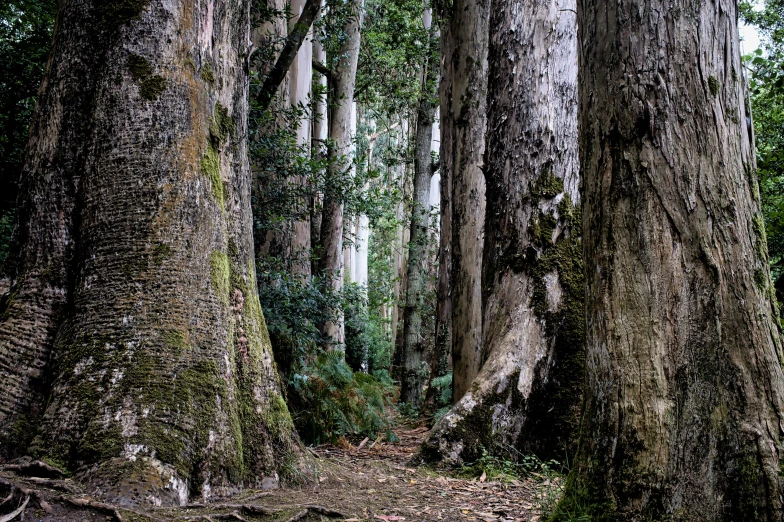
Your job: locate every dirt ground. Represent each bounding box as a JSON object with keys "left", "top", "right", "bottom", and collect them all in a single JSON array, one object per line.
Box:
[{"left": 0, "top": 426, "right": 560, "bottom": 522}]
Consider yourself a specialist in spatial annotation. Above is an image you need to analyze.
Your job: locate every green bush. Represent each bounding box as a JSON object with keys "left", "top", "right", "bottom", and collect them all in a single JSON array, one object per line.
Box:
[{"left": 289, "top": 351, "right": 395, "bottom": 444}]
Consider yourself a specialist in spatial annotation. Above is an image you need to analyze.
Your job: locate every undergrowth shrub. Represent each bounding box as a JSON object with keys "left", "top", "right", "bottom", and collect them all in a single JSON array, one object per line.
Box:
[{"left": 289, "top": 351, "right": 395, "bottom": 444}]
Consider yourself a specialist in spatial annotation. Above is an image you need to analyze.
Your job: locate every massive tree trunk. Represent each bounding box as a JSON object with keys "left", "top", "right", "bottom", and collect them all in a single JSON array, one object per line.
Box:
[
  {"left": 0, "top": 0, "right": 301, "bottom": 506},
  {"left": 448, "top": 0, "right": 489, "bottom": 404},
  {"left": 420, "top": 0, "right": 580, "bottom": 464},
  {"left": 318, "top": 0, "right": 363, "bottom": 346},
  {"left": 555, "top": 0, "right": 784, "bottom": 519},
  {"left": 399, "top": 8, "right": 437, "bottom": 410}
]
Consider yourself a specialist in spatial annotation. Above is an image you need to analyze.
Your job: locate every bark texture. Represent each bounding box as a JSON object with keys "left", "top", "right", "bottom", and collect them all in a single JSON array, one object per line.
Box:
[
  {"left": 421, "top": 0, "right": 581, "bottom": 465},
  {"left": 426, "top": 16, "right": 454, "bottom": 409},
  {"left": 0, "top": 0, "right": 300, "bottom": 507},
  {"left": 400, "top": 8, "right": 437, "bottom": 410},
  {"left": 558, "top": 0, "right": 784, "bottom": 519},
  {"left": 448, "top": 0, "right": 489, "bottom": 404},
  {"left": 318, "top": 0, "right": 364, "bottom": 345}
]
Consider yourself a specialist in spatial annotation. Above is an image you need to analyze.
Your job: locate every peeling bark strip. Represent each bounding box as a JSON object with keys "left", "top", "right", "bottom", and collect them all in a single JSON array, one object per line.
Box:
[
  {"left": 0, "top": 0, "right": 300, "bottom": 506},
  {"left": 421, "top": 0, "right": 580, "bottom": 465},
  {"left": 560, "top": 0, "right": 784, "bottom": 519},
  {"left": 448, "top": 0, "right": 490, "bottom": 404}
]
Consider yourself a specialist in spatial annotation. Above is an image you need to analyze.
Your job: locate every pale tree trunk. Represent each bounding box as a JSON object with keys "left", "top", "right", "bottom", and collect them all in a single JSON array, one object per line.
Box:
[
  {"left": 318, "top": 0, "right": 364, "bottom": 346},
  {"left": 310, "top": 3, "right": 327, "bottom": 277},
  {"left": 556, "top": 0, "right": 784, "bottom": 519},
  {"left": 391, "top": 119, "right": 410, "bottom": 351},
  {"left": 400, "top": 7, "right": 437, "bottom": 409},
  {"left": 289, "top": 0, "right": 314, "bottom": 278},
  {"left": 421, "top": 0, "right": 580, "bottom": 464},
  {"left": 448, "top": 0, "right": 489, "bottom": 404},
  {"left": 0, "top": 0, "right": 302, "bottom": 506}
]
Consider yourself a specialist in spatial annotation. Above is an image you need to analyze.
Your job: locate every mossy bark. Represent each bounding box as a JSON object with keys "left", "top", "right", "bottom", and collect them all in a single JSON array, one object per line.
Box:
[
  {"left": 556, "top": 0, "right": 784, "bottom": 519},
  {"left": 420, "top": 0, "right": 581, "bottom": 465},
  {"left": 0, "top": 0, "right": 302, "bottom": 507}
]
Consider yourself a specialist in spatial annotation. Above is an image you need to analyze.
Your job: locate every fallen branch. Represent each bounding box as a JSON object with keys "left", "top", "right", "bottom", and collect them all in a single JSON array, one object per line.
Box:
[{"left": 284, "top": 510, "right": 309, "bottom": 522}]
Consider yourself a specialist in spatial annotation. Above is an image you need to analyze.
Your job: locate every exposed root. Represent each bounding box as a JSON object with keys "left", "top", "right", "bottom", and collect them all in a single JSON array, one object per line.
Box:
[
  {"left": 0, "top": 495, "right": 28, "bottom": 522},
  {"left": 0, "top": 461, "right": 64, "bottom": 479},
  {"left": 284, "top": 505, "right": 347, "bottom": 521}
]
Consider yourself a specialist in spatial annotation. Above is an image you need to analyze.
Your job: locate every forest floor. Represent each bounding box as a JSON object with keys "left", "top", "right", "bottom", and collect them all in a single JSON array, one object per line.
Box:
[{"left": 0, "top": 424, "right": 562, "bottom": 522}]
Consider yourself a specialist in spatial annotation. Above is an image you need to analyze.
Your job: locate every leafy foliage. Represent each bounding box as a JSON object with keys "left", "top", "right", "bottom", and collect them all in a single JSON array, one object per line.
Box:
[{"left": 289, "top": 350, "right": 395, "bottom": 444}]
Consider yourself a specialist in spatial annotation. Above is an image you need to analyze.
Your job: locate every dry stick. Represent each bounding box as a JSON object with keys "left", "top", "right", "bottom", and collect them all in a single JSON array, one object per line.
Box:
[
  {"left": 257, "top": 0, "right": 321, "bottom": 111},
  {"left": 0, "top": 495, "right": 29, "bottom": 522},
  {"left": 306, "top": 505, "right": 348, "bottom": 518}
]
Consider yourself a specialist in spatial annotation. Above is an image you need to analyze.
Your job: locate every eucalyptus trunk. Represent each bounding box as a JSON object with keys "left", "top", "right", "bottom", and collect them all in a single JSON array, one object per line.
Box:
[
  {"left": 421, "top": 0, "right": 580, "bottom": 464},
  {"left": 0, "top": 0, "right": 301, "bottom": 506},
  {"left": 318, "top": 0, "right": 364, "bottom": 346},
  {"left": 426, "top": 13, "right": 454, "bottom": 409},
  {"left": 556, "top": 0, "right": 784, "bottom": 519},
  {"left": 448, "top": 0, "right": 489, "bottom": 404},
  {"left": 400, "top": 9, "right": 437, "bottom": 408}
]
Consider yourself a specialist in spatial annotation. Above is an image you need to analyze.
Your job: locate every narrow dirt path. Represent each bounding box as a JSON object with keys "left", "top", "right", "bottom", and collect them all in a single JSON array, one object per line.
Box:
[{"left": 0, "top": 426, "right": 560, "bottom": 522}]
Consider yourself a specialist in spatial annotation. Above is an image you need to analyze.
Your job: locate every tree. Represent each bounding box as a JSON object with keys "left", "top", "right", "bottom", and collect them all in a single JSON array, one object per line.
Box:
[
  {"left": 554, "top": 0, "right": 784, "bottom": 518},
  {"left": 0, "top": 0, "right": 301, "bottom": 505},
  {"left": 420, "top": 0, "right": 581, "bottom": 464},
  {"left": 446, "top": 0, "right": 490, "bottom": 404},
  {"left": 318, "top": 0, "right": 365, "bottom": 345},
  {"left": 399, "top": 5, "right": 438, "bottom": 409}
]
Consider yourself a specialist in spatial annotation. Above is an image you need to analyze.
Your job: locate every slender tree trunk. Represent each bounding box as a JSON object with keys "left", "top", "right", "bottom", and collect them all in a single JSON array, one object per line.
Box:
[
  {"left": 289, "top": 0, "right": 313, "bottom": 278},
  {"left": 426, "top": 16, "right": 455, "bottom": 408},
  {"left": 420, "top": 0, "right": 580, "bottom": 464},
  {"left": 400, "top": 8, "right": 437, "bottom": 410},
  {"left": 0, "top": 0, "right": 301, "bottom": 505},
  {"left": 556, "top": 0, "right": 784, "bottom": 519},
  {"left": 310, "top": 2, "right": 327, "bottom": 277},
  {"left": 318, "top": 0, "right": 364, "bottom": 346},
  {"left": 448, "top": 0, "right": 489, "bottom": 404}
]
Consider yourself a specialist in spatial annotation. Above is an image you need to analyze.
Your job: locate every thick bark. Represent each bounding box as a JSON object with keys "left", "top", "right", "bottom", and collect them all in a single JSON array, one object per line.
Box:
[
  {"left": 400, "top": 8, "right": 437, "bottom": 410},
  {"left": 448, "top": 0, "right": 489, "bottom": 404},
  {"left": 557, "top": 0, "right": 784, "bottom": 519},
  {"left": 420, "top": 0, "right": 580, "bottom": 464},
  {"left": 318, "top": 0, "right": 364, "bottom": 345},
  {"left": 0, "top": 0, "right": 301, "bottom": 506}
]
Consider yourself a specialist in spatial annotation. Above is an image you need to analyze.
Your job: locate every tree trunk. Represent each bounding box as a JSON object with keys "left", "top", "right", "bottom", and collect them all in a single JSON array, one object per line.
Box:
[
  {"left": 318, "top": 0, "right": 364, "bottom": 346},
  {"left": 289, "top": 0, "right": 314, "bottom": 278},
  {"left": 310, "top": 2, "right": 327, "bottom": 277},
  {"left": 555, "top": 0, "right": 784, "bottom": 519},
  {"left": 420, "top": 0, "right": 580, "bottom": 465},
  {"left": 426, "top": 14, "right": 454, "bottom": 409},
  {"left": 0, "top": 0, "right": 302, "bottom": 506},
  {"left": 448, "top": 0, "right": 489, "bottom": 404},
  {"left": 400, "top": 8, "right": 437, "bottom": 410}
]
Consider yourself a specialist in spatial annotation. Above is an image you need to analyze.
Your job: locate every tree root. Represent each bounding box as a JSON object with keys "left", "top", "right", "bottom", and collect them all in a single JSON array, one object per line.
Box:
[
  {"left": 0, "top": 495, "right": 29, "bottom": 522},
  {"left": 284, "top": 505, "right": 347, "bottom": 521}
]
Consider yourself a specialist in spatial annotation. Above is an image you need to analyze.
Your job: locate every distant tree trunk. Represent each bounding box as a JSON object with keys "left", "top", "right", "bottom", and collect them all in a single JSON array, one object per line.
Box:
[
  {"left": 318, "top": 0, "right": 364, "bottom": 346},
  {"left": 289, "top": 0, "right": 314, "bottom": 278},
  {"left": 555, "top": 0, "right": 784, "bottom": 519},
  {"left": 310, "top": 3, "right": 327, "bottom": 277},
  {"left": 0, "top": 0, "right": 301, "bottom": 506},
  {"left": 448, "top": 0, "right": 489, "bottom": 404},
  {"left": 400, "top": 8, "right": 437, "bottom": 410},
  {"left": 421, "top": 0, "right": 580, "bottom": 464},
  {"left": 426, "top": 13, "right": 454, "bottom": 409}
]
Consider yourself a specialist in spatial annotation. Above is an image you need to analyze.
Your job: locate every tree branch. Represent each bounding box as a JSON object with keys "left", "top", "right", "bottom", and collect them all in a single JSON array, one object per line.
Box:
[
  {"left": 311, "top": 60, "right": 336, "bottom": 81},
  {"left": 257, "top": 0, "right": 321, "bottom": 111}
]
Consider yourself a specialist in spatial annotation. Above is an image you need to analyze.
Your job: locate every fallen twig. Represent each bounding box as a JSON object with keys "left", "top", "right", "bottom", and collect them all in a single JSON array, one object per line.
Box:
[{"left": 284, "top": 509, "right": 309, "bottom": 522}]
